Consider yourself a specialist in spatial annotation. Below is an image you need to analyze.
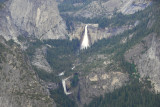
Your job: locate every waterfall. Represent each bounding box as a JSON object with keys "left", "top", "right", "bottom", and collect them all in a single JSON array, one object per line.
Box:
[
  {"left": 62, "top": 77, "right": 72, "bottom": 95},
  {"left": 80, "top": 25, "right": 90, "bottom": 50}
]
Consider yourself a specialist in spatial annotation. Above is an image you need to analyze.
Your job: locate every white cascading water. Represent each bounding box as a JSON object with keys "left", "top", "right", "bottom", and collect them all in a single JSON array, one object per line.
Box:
[
  {"left": 80, "top": 25, "right": 90, "bottom": 50},
  {"left": 62, "top": 77, "right": 72, "bottom": 95}
]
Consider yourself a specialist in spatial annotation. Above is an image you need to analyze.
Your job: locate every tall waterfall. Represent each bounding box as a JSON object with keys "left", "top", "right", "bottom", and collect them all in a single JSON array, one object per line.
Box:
[{"left": 80, "top": 25, "right": 90, "bottom": 50}]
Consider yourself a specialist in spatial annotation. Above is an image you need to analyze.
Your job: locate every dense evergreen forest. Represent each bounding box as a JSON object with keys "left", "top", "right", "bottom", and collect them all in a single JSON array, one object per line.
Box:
[
  {"left": 0, "top": 0, "right": 5, "bottom": 9},
  {"left": 50, "top": 85, "right": 77, "bottom": 107},
  {"left": 87, "top": 79, "right": 160, "bottom": 107},
  {"left": 58, "top": 0, "right": 92, "bottom": 12},
  {"left": 44, "top": 39, "right": 79, "bottom": 74}
]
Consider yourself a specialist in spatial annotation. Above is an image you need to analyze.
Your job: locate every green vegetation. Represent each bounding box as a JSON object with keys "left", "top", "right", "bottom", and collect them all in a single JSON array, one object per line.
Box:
[
  {"left": 26, "top": 38, "right": 80, "bottom": 82},
  {"left": 58, "top": 3, "right": 82, "bottom": 12},
  {"left": 71, "top": 73, "right": 79, "bottom": 87},
  {"left": 60, "top": 1, "right": 158, "bottom": 31},
  {"left": 87, "top": 79, "right": 160, "bottom": 107},
  {"left": 0, "top": 3, "right": 3, "bottom": 9},
  {"left": 34, "top": 67, "right": 60, "bottom": 83},
  {"left": 50, "top": 86, "right": 77, "bottom": 107},
  {"left": 0, "top": 0, "right": 6, "bottom": 9},
  {"left": 61, "top": 11, "right": 140, "bottom": 31},
  {"left": 7, "top": 39, "right": 15, "bottom": 46},
  {"left": 0, "top": 43, "right": 6, "bottom": 63},
  {"left": 44, "top": 39, "right": 79, "bottom": 74},
  {"left": 0, "top": 42, "right": 6, "bottom": 52},
  {"left": 62, "top": 0, "right": 89, "bottom": 4},
  {"left": 58, "top": 0, "right": 93, "bottom": 12},
  {"left": 17, "top": 35, "right": 27, "bottom": 42},
  {"left": 26, "top": 39, "right": 43, "bottom": 57},
  {"left": 150, "top": 2, "right": 160, "bottom": 35}
]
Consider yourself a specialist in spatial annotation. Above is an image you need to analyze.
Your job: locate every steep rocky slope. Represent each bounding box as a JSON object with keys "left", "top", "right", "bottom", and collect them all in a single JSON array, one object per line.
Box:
[
  {"left": 60, "top": 0, "right": 151, "bottom": 18},
  {"left": 77, "top": 70, "right": 128, "bottom": 105},
  {"left": 0, "top": 36, "right": 55, "bottom": 107},
  {"left": 0, "top": 0, "right": 67, "bottom": 41},
  {"left": 70, "top": 23, "right": 136, "bottom": 44},
  {"left": 32, "top": 46, "right": 53, "bottom": 73},
  {"left": 125, "top": 33, "right": 160, "bottom": 93}
]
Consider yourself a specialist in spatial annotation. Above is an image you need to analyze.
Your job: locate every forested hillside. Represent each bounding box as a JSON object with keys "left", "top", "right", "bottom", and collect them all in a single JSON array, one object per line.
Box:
[{"left": 87, "top": 79, "right": 160, "bottom": 107}]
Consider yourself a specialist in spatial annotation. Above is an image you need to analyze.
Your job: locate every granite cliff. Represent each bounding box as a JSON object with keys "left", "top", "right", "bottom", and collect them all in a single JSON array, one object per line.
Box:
[
  {"left": 0, "top": 0, "right": 67, "bottom": 41},
  {"left": 0, "top": 36, "right": 56, "bottom": 107}
]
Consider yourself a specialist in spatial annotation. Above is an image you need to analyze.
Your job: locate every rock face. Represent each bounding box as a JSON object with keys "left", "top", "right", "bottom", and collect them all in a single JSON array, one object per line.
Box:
[
  {"left": 125, "top": 33, "right": 160, "bottom": 93},
  {"left": 78, "top": 71, "right": 128, "bottom": 105},
  {"left": 0, "top": 0, "right": 67, "bottom": 41},
  {"left": 0, "top": 36, "right": 56, "bottom": 107},
  {"left": 32, "top": 46, "right": 52, "bottom": 73},
  {"left": 73, "top": 0, "right": 151, "bottom": 18},
  {"left": 71, "top": 23, "right": 134, "bottom": 44}
]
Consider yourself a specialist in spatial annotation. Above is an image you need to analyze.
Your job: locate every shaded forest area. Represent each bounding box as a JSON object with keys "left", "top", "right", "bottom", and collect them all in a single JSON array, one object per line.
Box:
[{"left": 87, "top": 79, "right": 160, "bottom": 107}]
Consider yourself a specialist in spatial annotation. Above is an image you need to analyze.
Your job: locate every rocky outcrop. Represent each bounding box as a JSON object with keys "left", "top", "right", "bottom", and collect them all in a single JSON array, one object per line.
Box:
[
  {"left": 70, "top": 54, "right": 129, "bottom": 106},
  {"left": 0, "top": 36, "right": 56, "bottom": 107},
  {"left": 78, "top": 71, "right": 128, "bottom": 105},
  {"left": 70, "top": 23, "right": 134, "bottom": 44},
  {"left": 73, "top": 0, "right": 151, "bottom": 18},
  {"left": 125, "top": 33, "right": 160, "bottom": 93},
  {"left": 0, "top": 0, "right": 67, "bottom": 41},
  {"left": 32, "top": 46, "right": 52, "bottom": 73}
]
